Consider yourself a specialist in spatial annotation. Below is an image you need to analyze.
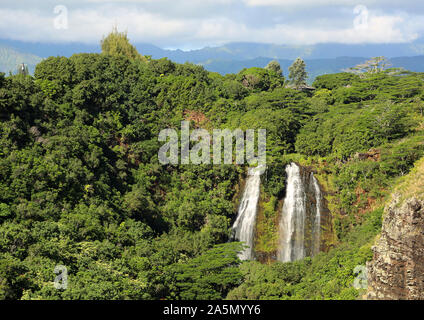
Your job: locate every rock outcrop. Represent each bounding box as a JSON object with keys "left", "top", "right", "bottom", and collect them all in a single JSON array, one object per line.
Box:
[{"left": 367, "top": 195, "right": 424, "bottom": 300}]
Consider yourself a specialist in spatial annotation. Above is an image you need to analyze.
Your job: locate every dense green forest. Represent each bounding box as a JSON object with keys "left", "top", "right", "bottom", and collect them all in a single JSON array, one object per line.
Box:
[{"left": 1, "top": 31, "right": 423, "bottom": 300}]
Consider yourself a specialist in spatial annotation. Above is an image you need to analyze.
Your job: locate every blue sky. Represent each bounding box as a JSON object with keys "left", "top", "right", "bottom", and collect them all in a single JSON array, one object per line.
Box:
[{"left": 1, "top": 0, "right": 423, "bottom": 49}]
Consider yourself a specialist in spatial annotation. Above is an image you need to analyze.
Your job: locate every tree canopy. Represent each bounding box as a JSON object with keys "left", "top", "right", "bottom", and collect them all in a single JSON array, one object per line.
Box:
[
  {"left": 101, "top": 27, "right": 147, "bottom": 62},
  {"left": 288, "top": 57, "right": 308, "bottom": 89}
]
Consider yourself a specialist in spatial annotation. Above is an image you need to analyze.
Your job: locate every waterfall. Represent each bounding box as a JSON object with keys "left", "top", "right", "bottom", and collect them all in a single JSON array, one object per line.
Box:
[
  {"left": 278, "top": 163, "right": 306, "bottom": 262},
  {"left": 232, "top": 165, "right": 264, "bottom": 260},
  {"left": 277, "top": 163, "right": 322, "bottom": 262},
  {"left": 311, "top": 172, "right": 322, "bottom": 256}
]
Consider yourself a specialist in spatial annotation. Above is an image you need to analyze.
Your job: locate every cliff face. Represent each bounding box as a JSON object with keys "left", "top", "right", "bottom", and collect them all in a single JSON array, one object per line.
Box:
[{"left": 367, "top": 194, "right": 424, "bottom": 300}]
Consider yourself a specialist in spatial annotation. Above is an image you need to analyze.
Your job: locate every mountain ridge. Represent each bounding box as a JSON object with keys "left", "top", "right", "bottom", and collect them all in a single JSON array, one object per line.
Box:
[{"left": 2, "top": 39, "right": 424, "bottom": 81}]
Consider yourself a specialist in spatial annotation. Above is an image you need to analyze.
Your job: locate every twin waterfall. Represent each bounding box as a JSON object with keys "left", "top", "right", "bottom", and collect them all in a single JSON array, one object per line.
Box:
[
  {"left": 277, "top": 163, "right": 322, "bottom": 262},
  {"left": 231, "top": 166, "right": 263, "bottom": 260},
  {"left": 232, "top": 163, "right": 323, "bottom": 262}
]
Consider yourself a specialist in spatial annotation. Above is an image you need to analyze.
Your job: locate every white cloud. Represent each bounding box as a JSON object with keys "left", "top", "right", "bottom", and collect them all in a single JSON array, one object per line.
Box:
[
  {"left": 0, "top": 7, "right": 192, "bottom": 44},
  {"left": 265, "top": 15, "right": 418, "bottom": 44},
  {"left": 0, "top": 1, "right": 421, "bottom": 46},
  {"left": 244, "top": 0, "right": 359, "bottom": 7},
  {"left": 191, "top": 13, "right": 416, "bottom": 45},
  {"left": 243, "top": 0, "right": 420, "bottom": 8}
]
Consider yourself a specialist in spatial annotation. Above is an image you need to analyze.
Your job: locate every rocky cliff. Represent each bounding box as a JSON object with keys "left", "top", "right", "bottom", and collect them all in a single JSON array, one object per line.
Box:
[{"left": 367, "top": 159, "right": 424, "bottom": 300}]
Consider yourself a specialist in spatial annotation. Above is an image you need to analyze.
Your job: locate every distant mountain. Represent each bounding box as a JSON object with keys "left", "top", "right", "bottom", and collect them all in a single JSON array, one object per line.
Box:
[
  {"left": 200, "top": 56, "right": 424, "bottom": 82},
  {"left": 2, "top": 38, "right": 424, "bottom": 81},
  {"left": 3, "top": 37, "right": 424, "bottom": 62},
  {"left": 199, "top": 57, "right": 366, "bottom": 79},
  {"left": 133, "top": 40, "right": 424, "bottom": 82},
  {"left": 0, "top": 45, "right": 42, "bottom": 75},
  {"left": 389, "top": 56, "right": 424, "bottom": 72},
  {"left": 135, "top": 40, "right": 424, "bottom": 63},
  {"left": 0, "top": 39, "right": 100, "bottom": 59}
]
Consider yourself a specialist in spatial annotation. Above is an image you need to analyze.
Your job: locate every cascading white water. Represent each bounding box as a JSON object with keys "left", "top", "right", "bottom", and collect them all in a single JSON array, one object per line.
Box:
[
  {"left": 277, "top": 163, "right": 322, "bottom": 262},
  {"left": 278, "top": 163, "right": 306, "bottom": 262},
  {"left": 232, "top": 165, "right": 264, "bottom": 260},
  {"left": 311, "top": 173, "right": 322, "bottom": 256}
]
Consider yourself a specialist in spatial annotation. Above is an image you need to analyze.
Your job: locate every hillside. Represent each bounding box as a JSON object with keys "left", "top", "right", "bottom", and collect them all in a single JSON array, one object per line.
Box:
[
  {"left": 1, "top": 33, "right": 424, "bottom": 300},
  {"left": 139, "top": 39, "right": 424, "bottom": 62},
  {"left": 201, "top": 56, "right": 424, "bottom": 82},
  {"left": 0, "top": 45, "right": 42, "bottom": 75}
]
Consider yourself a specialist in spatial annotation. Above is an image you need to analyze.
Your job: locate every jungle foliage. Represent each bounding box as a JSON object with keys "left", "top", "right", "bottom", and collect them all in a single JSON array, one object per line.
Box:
[{"left": 1, "top": 33, "right": 423, "bottom": 300}]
